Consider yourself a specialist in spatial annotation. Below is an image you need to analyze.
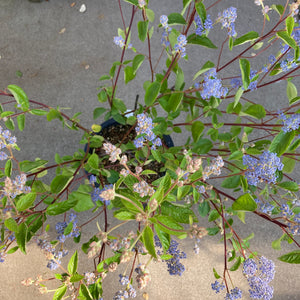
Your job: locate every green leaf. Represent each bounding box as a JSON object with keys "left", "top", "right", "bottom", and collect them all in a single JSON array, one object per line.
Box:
[
  {"left": 17, "top": 114, "right": 25, "bottom": 131},
  {"left": 68, "top": 251, "right": 78, "bottom": 275},
  {"left": 64, "top": 222, "right": 74, "bottom": 236},
  {"left": 289, "top": 96, "right": 300, "bottom": 105},
  {"left": 154, "top": 224, "right": 170, "bottom": 251},
  {"left": 269, "top": 131, "right": 295, "bottom": 156},
  {"left": 99, "top": 75, "right": 111, "bottom": 81},
  {"left": 132, "top": 54, "right": 145, "bottom": 74},
  {"left": 144, "top": 81, "right": 161, "bottom": 106},
  {"left": 46, "top": 197, "right": 78, "bottom": 216},
  {"left": 187, "top": 34, "right": 217, "bottom": 48},
  {"left": 241, "top": 104, "right": 266, "bottom": 119},
  {"left": 286, "top": 16, "right": 295, "bottom": 36},
  {"left": 208, "top": 210, "right": 220, "bottom": 222},
  {"left": 154, "top": 215, "right": 185, "bottom": 236},
  {"left": 195, "top": 2, "right": 206, "bottom": 24},
  {"left": 287, "top": 81, "right": 297, "bottom": 101},
  {"left": 124, "top": 66, "right": 135, "bottom": 84},
  {"left": 20, "top": 159, "right": 48, "bottom": 173},
  {"left": 161, "top": 201, "right": 197, "bottom": 223},
  {"left": 145, "top": 8, "right": 155, "bottom": 22},
  {"left": 181, "top": 0, "right": 193, "bottom": 15},
  {"left": 7, "top": 84, "right": 29, "bottom": 111},
  {"left": 137, "top": 20, "right": 148, "bottom": 42},
  {"left": 70, "top": 273, "right": 85, "bottom": 283},
  {"left": 277, "top": 181, "right": 299, "bottom": 192},
  {"left": 50, "top": 175, "right": 73, "bottom": 194},
  {"left": 271, "top": 4, "right": 284, "bottom": 16},
  {"left": 78, "top": 284, "right": 93, "bottom": 300},
  {"left": 87, "top": 153, "right": 99, "bottom": 170},
  {"left": 239, "top": 59, "right": 250, "bottom": 90},
  {"left": 213, "top": 268, "right": 221, "bottom": 279},
  {"left": 191, "top": 121, "right": 204, "bottom": 142},
  {"left": 232, "top": 193, "right": 257, "bottom": 211},
  {"left": 277, "top": 31, "right": 297, "bottom": 50},
  {"left": 29, "top": 109, "right": 48, "bottom": 116},
  {"left": 70, "top": 273, "right": 84, "bottom": 282},
  {"left": 272, "top": 237, "right": 282, "bottom": 250},
  {"left": 193, "top": 61, "right": 215, "bottom": 81},
  {"left": 221, "top": 175, "right": 241, "bottom": 189},
  {"left": 122, "top": 0, "right": 138, "bottom": 6},
  {"left": 5, "top": 118, "right": 15, "bottom": 130},
  {"left": 72, "top": 190, "right": 95, "bottom": 212},
  {"left": 233, "top": 31, "right": 259, "bottom": 46},
  {"left": 114, "top": 210, "right": 135, "bottom": 220},
  {"left": 168, "top": 93, "right": 183, "bottom": 112},
  {"left": 278, "top": 250, "right": 300, "bottom": 264},
  {"left": 229, "top": 150, "right": 243, "bottom": 161},
  {"left": 4, "top": 218, "right": 19, "bottom": 233},
  {"left": 192, "top": 138, "right": 213, "bottom": 154},
  {"left": 93, "top": 107, "right": 107, "bottom": 120},
  {"left": 282, "top": 156, "right": 296, "bottom": 173},
  {"left": 143, "top": 226, "right": 157, "bottom": 258},
  {"left": 16, "top": 192, "right": 37, "bottom": 211},
  {"left": 175, "top": 68, "right": 184, "bottom": 90},
  {"left": 233, "top": 87, "right": 243, "bottom": 108},
  {"left": 53, "top": 285, "right": 67, "bottom": 300},
  {"left": 230, "top": 256, "right": 242, "bottom": 271},
  {"left": 198, "top": 201, "right": 210, "bottom": 217},
  {"left": 5, "top": 159, "right": 12, "bottom": 177},
  {"left": 7, "top": 246, "right": 19, "bottom": 254},
  {"left": 15, "top": 223, "right": 27, "bottom": 254},
  {"left": 167, "top": 13, "right": 187, "bottom": 25}
]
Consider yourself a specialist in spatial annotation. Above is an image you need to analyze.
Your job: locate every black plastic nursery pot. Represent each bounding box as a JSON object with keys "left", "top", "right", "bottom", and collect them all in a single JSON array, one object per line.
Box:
[{"left": 84, "top": 118, "right": 174, "bottom": 184}]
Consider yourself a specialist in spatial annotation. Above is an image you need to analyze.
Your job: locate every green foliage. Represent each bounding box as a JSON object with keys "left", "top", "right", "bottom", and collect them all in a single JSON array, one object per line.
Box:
[
  {"left": 232, "top": 194, "right": 257, "bottom": 211},
  {"left": 278, "top": 250, "right": 300, "bottom": 264},
  {"left": 7, "top": 84, "right": 29, "bottom": 111},
  {"left": 233, "top": 31, "right": 259, "bottom": 46},
  {"left": 187, "top": 34, "right": 217, "bottom": 48}
]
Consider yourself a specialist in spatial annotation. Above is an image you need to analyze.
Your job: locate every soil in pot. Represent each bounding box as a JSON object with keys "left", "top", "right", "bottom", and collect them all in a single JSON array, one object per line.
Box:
[{"left": 90, "top": 121, "right": 172, "bottom": 184}]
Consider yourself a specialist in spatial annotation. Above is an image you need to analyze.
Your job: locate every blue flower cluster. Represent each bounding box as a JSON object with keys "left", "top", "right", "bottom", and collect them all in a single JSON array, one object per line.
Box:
[
  {"left": 218, "top": 7, "right": 237, "bottom": 36},
  {"left": 254, "top": 198, "right": 274, "bottom": 215},
  {"left": 288, "top": 212, "right": 300, "bottom": 235},
  {"left": 55, "top": 213, "right": 80, "bottom": 243},
  {"left": 113, "top": 35, "right": 132, "bottom": 49},
  {"left": 113, "top": 274, "right": 137, "bottom": 299},
  {"left": 261, "top": 55, "right": 277, "bottom": 73},
  {"left": 155, "top": 236, "right": 186, "bottom": 276},
  {"left": 3, "top": 174, "right": 31, "bottom": 199},
  {"left": 35, "top": 238, "right": 69, "bottom": 270},
  {"left": 174, "top": 34, "right": 187, "bottom": 58},
  {"left": 0, "top": 126, "right": 17, "bottom": 161},
  {"left": 198, "top": 68, "right": 228, "bottom": 100},
  {"left": 243, "top": 256, "right": 275, "bottom": 300},
  {"left": 211, "top": 280, "right": 225, "bottom": 293},
  {"left": 225, "top": 287, "right": 242, "bottom": 300},
  {"left": 230, "top": 69, "right": 258, "bottom": 91},
  {"left": 280, "top": 203, "right": 293, "bottom": 218},
  {"left": 280, "top": 54, "right": 297, "bottom": 72},
  {"left": 160, "top": 15, "right": 171, "bottom": 47},
  {"left": 202, "top": 155, "right": 224, "bottom": 181},
  {"left": 194, "top": 14, "right": 213, "bottom": 36},
  {"left": 243, "top": 151, "right": 284, "bottom": 186},
  {"left": 278, "top": 111, "right": 300, "bottom": 132},
  {"left": 134, "top": 113, "right": 162, "bottom": 150},
  {"left": 91, "top": 184, "right": 114, "bottom": 205}
]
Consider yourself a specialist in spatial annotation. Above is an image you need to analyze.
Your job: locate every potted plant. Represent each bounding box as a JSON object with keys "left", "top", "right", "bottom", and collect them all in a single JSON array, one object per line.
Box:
[{"left": 1, "top": 0, "right": 300, "bottom": 299}]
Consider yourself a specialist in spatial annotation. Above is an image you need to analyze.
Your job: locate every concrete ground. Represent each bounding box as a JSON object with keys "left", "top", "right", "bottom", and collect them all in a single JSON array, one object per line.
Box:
[{"left": 0, "top": 0, "right": 299, "bottom": 299}]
